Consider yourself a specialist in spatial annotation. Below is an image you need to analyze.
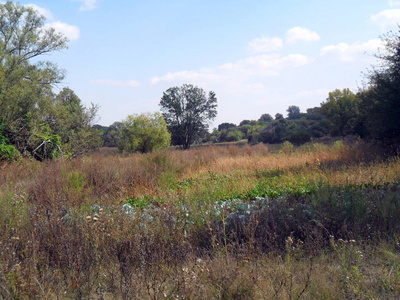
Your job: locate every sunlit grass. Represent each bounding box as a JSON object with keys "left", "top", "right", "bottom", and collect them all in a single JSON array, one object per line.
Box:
[{"left": 0, "top": 141, "right": 400, "bottom": 298}]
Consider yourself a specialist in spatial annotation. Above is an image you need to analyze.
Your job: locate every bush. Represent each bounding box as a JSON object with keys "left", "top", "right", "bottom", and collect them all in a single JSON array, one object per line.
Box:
[
  {"left": 0, "top": 143, "right": 21, "bottom": 161},
  {"left": 280, "top": 141, "right": 294, "bottom": 155},
  {"left": 0, "top": 120, "right": 21, "bottom": 162},
  {"left": 118, "top": 112, "right": 171, "bottom": 153},
  {"left": 289, "top": 130, "right": 311, "bottom": 145}
]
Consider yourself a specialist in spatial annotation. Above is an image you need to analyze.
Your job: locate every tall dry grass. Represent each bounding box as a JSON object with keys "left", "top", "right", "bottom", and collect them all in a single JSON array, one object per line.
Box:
[{"left": 0, "top": 141, "right": 400, "bottom": 298}]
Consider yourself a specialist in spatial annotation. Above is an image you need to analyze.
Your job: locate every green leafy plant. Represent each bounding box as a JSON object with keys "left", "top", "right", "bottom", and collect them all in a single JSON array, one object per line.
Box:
[
  {"left": 0, "top": 119, "right": 21, "bottom": 161},
  {"left": 281, "top": 141, "right": 294, "bottom": 155}
]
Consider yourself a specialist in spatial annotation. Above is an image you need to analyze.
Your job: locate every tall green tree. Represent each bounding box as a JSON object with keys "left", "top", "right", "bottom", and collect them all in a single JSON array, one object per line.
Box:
[
  {"left": 104, "top": 122, "right": 123, "bottom": 147},
  {"left": 118, "top": 112, "right": 171, "bottom": 153},
  {"left": 217, "top": 122, "right": 236, "bottom": 131},
  {"left": 286, "top": 105, "right": 301, "bottom": 119},
  {"left": 320, "top": 88, "right": 359, "bottom": 137},
  {"left": 359, "top": 27, "right": 400, "bottom": 144},
  {"left": 159, "top": 84, "right": 217, "bottom": 150},
  {"left": 45, "top": 88, "right": 102, "bottom": 158},
  {"left": 0, "top": 1, "right": 67, "bottom": 155},
  {"left": 258, "top": 113, "right": 273, "bottom": 123}
]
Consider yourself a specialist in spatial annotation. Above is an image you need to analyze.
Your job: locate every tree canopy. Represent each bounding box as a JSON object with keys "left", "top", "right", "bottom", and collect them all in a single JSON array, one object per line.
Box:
[
  {"left": 258, "top": 114, "right": 273, "bottom": 123},
  {"left": 320, "top": 88, "right": 358, "bottom": 137},
  {"left": 0, "top": 1, "right": 100, "bottom": 160},
  {"left": 286, "top": 106, "right": 301, "bottom": 119},
  {"left": 159, "top": 84, "right": 217, "bottom": 150},
  {"left": 359, "top": 27, "right": 400, "bottom": 144}
]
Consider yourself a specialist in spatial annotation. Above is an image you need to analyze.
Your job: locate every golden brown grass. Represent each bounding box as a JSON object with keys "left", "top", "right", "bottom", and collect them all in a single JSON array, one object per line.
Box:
[{"left": 0, "top": 141, "right": 400, "bottom": 298}]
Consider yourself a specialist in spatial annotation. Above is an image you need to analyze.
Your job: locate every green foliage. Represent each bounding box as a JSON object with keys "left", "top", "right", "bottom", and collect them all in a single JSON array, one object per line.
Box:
[
  {"left": 0, "top": 120, "right": 20, "bottom": 161},
  {"left": 258, "top": 113, "right": 273, "bottom": 123},
  {"left": 0, "top": 1, "right": 67, "bottom": 156},
  {"left": 0, "top": 3, "right": 100, "bottom": 160},
  {"left": 281, "top": 141, "right": 294, "bottom": 155},
  {"left": 0, "top": 143, "right": 20, "bottom": 161},
  {"left": 239, "top": 120, "right": 251, "bottom": 126},
  {"left": 48, "top": 88, "right": 102, "bottom": 158},
  {"left": 333, "top": 140, "right": 345, "bottom": 150},
  {"left": 358, "top": 28, "right": 400, "bottom": 144},
  {"left": 320, "top": 88, "right": 359, "bottom": 137},
  {"left": 160, "top": 84, "right": 217, "bottom": 150},
  {"left": 289, "top": 129, "right": 311, "bottom": 145},
  {"left": 226, "top": 129, "right": 243, "bottom": 142},
  {"left": 126, "top": 195, "right": 164, "bottom": 209},
  {"left": 248, "top": 131, "right": 260, "bottom": 145},
  {"left": 118, "top": 112, "right": 171, "bottom": 153},
  {"left": 287, "top": 105, "right": 301, "bottom": 119},
  {"left": 67, "top": 171, "right": 87, "bottom": 193},
  {"left": 32, "top": 122, "right": 62, "bottom": 160},
  {"left": 217, "top": 122, "right": 236, "bottom": 131},
  {"left": 103, "top": 121, "right": 123, "bottom": 147}
]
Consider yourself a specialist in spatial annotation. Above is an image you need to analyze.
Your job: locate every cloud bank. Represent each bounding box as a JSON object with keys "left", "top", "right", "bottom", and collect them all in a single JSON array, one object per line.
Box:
[
  {"left": 371, "top": 9, "right": 400, "bottom": 30},
  {"left": 320, "top": 39, "right": 382, "bottom": 62},
  {"left": 25, "top": 3, "right": 80, "bottom": 41}
]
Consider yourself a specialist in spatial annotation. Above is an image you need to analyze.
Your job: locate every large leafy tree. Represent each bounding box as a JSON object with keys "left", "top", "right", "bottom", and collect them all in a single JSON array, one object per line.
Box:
[
  {"left": 118, "top": 112, "right": 171, "bottom": 153},
  {"left": 286, "top": 105, "right": 301, "bottom": 119},
  {"left": 103, "top": 121, "right": 123, "bottom": 147},
  {"left": 359, "top": 27, "right": 400, "bottom": 144},
  {"left": 258, "top": 113, "right": 273, "bottom": 123},
  {"left": 159, "top": 84, "right": 217, "bottom": 150},
  {"left": 0, "top": 1, "right": 100, "bottom": 159},
  {"left": 0, "top": 1, "right": 67, "bottom": 156},
  {"left": 320, "top": 88, "right": 359, "bottom": 137},
  {"left": 217, "top": 122, "right": 236, "bottom": 131},
  {"left": 45, "top": 88, "right": 102, "bottom": 158}
]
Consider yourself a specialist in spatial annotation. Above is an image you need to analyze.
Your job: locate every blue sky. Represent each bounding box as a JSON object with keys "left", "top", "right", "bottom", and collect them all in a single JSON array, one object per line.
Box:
[{"left": 14, "top": 0, "right": 400, "bottom": 127}]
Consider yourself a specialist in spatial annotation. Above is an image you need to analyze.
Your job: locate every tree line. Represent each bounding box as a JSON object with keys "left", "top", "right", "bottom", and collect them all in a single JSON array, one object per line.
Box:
[
  {"left": 97, "top": 26, "right": 400, "bottom": 153},
  {"left": 1, "top": 0, "right": 399, "bottom": 161},
  {"left": 103, "top": 27, "right": 400, "bottom": 152}
]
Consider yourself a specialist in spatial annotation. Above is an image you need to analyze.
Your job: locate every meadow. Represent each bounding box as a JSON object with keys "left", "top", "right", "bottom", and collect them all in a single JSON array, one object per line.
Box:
[{"left": 1, "top": 140, "right": 400, "bottom": 299}]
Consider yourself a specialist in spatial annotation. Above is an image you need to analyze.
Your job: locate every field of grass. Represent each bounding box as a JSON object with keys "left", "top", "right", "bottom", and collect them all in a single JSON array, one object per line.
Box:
[{"left": 1, "top": 141, "right": 400, "bottom": 299}]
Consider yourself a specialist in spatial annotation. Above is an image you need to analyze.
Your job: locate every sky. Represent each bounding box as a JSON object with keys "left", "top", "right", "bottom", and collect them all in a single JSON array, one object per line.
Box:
[{"left": 10, "top": 0, "right": 400, "bottom": 127}]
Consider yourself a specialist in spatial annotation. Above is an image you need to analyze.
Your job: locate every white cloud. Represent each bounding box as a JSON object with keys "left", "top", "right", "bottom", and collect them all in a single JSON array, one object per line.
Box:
[
  {"left": 45, "top": 21, "right": 80, "bottom": 41},
  {"left": 224, "top": 53, "right": 311, "bottom": 74},
  {"left": 286, "top": 27, "right": 320, "bottom": 44},
  {"left": 389, "top": 0, "right": 400, "bottom": 7},
  {"left": 25, "top": 4, "right": 54, "bottom": 20},
  {"left": 91, "top": 79, "right": 141, "bottom": 87},
  {"left": 320, "top": 39, "right": 382, "bottom": 62},
  {"left": 151, "top": 53, "right": 311, "bottom": 86},
  {"left": 23, "top": 4, "right": 80, "bottom": 41},
  {"left": 371, "top": 9, "right": 400, "bottom": 30},
  {"left": 72, "top": 0, "right": 100, "bottom": 11},
  {"left": 247, "top": 37, "right": 283, "bottom": 53}
]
